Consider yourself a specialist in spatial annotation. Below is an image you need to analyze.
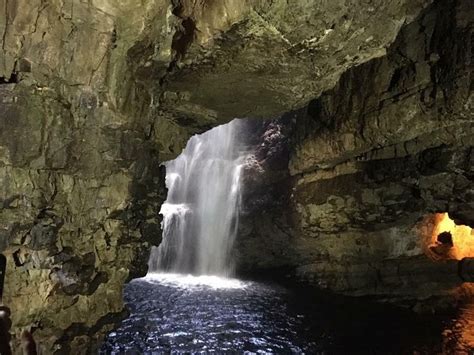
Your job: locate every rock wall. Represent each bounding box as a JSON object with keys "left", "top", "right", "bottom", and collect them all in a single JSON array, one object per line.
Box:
[
  {"left": 0, "top": 1, "right": 177, "bottom": 352},
  {"left": 236, "top": 0, "right": 473, "bottom": 304},
  {"left": 0, "top": 1, "right": 176, "bottom": 352},
  {"left": 0, "top": 0, "right": 470, "bottom": 352}
]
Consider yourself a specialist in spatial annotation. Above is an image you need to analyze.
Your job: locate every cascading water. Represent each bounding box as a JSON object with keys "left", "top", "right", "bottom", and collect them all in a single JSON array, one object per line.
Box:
[{"left": 148, "top": 120, "right": 245, "bottom": 276}]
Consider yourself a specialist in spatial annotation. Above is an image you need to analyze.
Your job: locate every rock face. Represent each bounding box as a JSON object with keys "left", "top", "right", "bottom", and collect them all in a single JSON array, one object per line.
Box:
[
  {"left": 236, "top": 0, "right": 473, "bottom": 303},
  {"left": 0, "top": 1, "right": 172, "bottom": 352},
  {"left": 290, "top": 0, "right": 474, "bottom": 296},
  {"left": 0, "top": 0, "right": 471, "bottom": 352}
]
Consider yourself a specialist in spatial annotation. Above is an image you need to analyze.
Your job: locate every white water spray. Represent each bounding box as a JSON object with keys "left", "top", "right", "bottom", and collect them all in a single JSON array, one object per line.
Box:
[{"left": 148, "top": 120, "right": 245, "bottom": 276}]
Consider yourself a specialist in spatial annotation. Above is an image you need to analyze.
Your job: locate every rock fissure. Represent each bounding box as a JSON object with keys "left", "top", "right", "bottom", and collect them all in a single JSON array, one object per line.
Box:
[{"left": 1, "top": 0, "right": 8, "bottom": 52}]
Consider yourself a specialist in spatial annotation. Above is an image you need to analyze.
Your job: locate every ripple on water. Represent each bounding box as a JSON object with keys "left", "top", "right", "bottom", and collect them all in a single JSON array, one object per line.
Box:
[{"left": 102, "top": 273, "right": 474, "bottom": 354}]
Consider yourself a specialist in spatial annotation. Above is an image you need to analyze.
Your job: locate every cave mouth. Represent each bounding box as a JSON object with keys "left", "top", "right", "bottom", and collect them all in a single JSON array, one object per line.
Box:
[{"left": 423, "top": 213, "right": 474, "bottom": 261}]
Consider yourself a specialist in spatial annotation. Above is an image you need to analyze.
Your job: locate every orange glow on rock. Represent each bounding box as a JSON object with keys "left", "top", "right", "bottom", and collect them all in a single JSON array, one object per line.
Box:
[{"left": 429, "top": 213, "right": 474, "bottom": 260}]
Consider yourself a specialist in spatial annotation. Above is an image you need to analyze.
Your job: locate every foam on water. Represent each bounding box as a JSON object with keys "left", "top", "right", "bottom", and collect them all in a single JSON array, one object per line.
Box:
[{"left": 144, "top": 272, "right": 248, "bottom": 290}]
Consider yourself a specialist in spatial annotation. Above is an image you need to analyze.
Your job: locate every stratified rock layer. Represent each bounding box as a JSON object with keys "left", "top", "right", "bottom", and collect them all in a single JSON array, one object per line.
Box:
[{"left": 236, "top": 0, "right": 473, "bottom": 304}]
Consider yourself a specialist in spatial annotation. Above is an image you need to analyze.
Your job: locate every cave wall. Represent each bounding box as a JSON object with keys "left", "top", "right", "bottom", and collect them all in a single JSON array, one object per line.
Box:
[
  {"left": 0, "top": 1, "right": 175, "bottom": 352},
  {"left": 0, "top": 0, "right": 469, "bottom": 352},
  {"left": 0, "top": 0, "right": 185, "bottom": 352},
  {"left": 236, "top": 0, "right": 473, "bottom": 302}
]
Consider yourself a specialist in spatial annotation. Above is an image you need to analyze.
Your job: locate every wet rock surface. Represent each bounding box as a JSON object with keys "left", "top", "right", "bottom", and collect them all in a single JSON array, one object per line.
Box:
[{"left": 235, "top": 0, "right": 473, "bottom": 303}]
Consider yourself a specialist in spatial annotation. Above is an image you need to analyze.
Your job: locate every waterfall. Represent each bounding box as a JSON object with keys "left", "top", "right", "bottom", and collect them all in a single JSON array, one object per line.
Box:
[{"left": 148, "top": 120, "right": 245, "bottom": 276}]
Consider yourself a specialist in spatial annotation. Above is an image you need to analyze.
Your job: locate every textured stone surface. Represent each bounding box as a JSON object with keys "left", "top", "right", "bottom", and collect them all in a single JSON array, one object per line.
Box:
[
  {"left": 235, "top": 0, "right": 473, "bottom": 305},
  {"left": 160, "top": 0, "right": 432, "bottom": 120},
  {"left": 0, "top": 0, "right": 472, "bottom": 352},
  {"left": 0, "top": 1, "right": 171, "bottom": 352}
]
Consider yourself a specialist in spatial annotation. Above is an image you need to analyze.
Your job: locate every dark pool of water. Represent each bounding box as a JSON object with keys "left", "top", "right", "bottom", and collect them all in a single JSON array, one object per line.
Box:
[{"left": 101, "top": 273, "right": 474, "bottom": 354}]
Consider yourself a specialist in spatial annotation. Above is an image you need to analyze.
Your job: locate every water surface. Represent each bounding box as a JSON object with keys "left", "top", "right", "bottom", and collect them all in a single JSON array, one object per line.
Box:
[{"left": 102, "top": 273, "right": 474, "bottom": 354}]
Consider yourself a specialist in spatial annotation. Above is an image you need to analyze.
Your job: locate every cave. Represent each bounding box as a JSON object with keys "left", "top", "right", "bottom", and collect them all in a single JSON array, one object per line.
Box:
[{"left": 0, "top": 0, "right": 473, "bottom": 353}]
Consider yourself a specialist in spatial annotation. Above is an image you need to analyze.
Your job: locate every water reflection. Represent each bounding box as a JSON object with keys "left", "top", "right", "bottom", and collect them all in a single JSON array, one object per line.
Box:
[
  {"left": 102, "top": 274, "right": 474, "bottom": 354},
  {"left": 442, "top": 303, "right": 474, "bottom": 354}
]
